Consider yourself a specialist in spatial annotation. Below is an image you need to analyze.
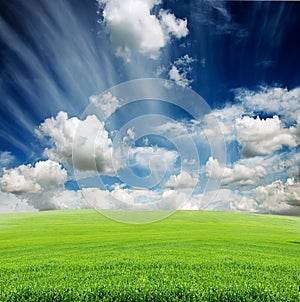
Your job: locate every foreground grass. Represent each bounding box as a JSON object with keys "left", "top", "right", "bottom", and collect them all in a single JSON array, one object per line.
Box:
[{"left": 0, "top": 210, "right": 299, "bottom": 301}]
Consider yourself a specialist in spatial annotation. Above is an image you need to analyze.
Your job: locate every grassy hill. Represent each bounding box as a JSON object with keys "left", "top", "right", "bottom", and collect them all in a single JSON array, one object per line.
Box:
[{"left": 0, "top": 210, "right": 299, "bottom": 301}]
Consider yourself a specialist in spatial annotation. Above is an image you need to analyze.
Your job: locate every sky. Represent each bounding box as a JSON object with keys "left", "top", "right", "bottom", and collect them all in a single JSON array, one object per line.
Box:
[{"left": 1, "top": 0, "right": 300, "bottom": 218}]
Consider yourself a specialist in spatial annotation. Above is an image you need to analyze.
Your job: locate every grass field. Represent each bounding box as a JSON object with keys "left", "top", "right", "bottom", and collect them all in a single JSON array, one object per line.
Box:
[{"left": 0, "top": 210, "right": 299, "bottom": 301}]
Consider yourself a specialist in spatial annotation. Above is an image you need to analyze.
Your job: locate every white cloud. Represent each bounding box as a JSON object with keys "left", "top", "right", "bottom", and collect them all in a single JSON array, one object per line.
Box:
[
  {"left": 0, "top": 160, "right": 67, "bottom": 211},
  {"left": 235, "top": 115, "right": 298, "bottom": 157},
  {"left": 254, "top": 177, "right": 300, "bottom": 215},
  {"left": 89, "top": 91, "right": 121, "bottom": 120},
  {"left": 127, "top": 128, "right": 135, "bottom": 140},
  {"left": 118, "top": 146, "right": 178, "bottom": 172},
  {"left": 202, "top": 114, "right": 232, "bottom": 138},
  {"left": 174, "top": 54, "right": 194, "bottom": 66},
  {"left": 189, "top": 181, "right": 299, "bottom": 215},
  {"left": 136, "top": 146, "right": 178, "bottom": 166},
  {"left": 236, "top": 86, "right": 300, "bottom": 122},
  {"left": 50, "top": 190, "right": 82, "bottom": 209},
  {"left": 111, "top": 184, "right": 136, "bottom": 205},
  {"left": 206, "top": 157, "right": 267, "bottom": 186},
  {"left": 80, "top": 187, "right": 117, "bottom": 210},
  {"left": 36, "top": 111, "right": 113, "bottom": 174},
  {"left": 169, "top": 65, "right": 189, "bottom": 88},
  {"left": 0, "top": 160, "right": 66, "bottom": 195},
  {"left": 159, "top": 10, "right": 188, "bottom": 39},
  {"left": 198, "top": 86, "right": 300, "bottom": 146},
  {"left": 193, "top": 174, "right": 300, "bottom": 215},
  {"left": 80, "top": 171, "right": 198, "bottom": 211},
  {"left": 80, "top": 186, "right": 153, "bottom": 210},
  {"left": 237, "top": 154, "right": 285, "bottom": 175},
  {"left": 168, "top": 55, "right": 194, "bottom": 87},
  {"left": 128, "top": 146, "right": 179, "bottom": 178},
  {"left": 99, "top": 0, "right": 188, "bottom": 61},
  {"left": 122, "top": 127, "right": 135, "bottom": 145},
  {"left": 201, "top": 105, "right": 243, "bottom": 141},
  {"left": 188, "top": 86, "right": 300, "bottom": 148},
  {"left": 0, "top": 191, "right": 37, "bottom": 213},
  {"left": 189, "top": 189, "right": 257, "bottom": 213},
  {"left": 36, "top": 111, "right": 78, "bottom": 164},
  {"left": 80, "top": 184, "right": 189, "bottom": 211},
  {"left": 159, "top": 189, "right": 189, "bottom": 210},
  {"left": 180, "top": 200, "right": 198, "bottom": 210},
  {"left": 114, "top": 146, "right": 179, "bottom": 188},
  {"left": 154, "top": 120, "right": 188, "bottom": 138},
  {"left": 164, "top": 170, "right": 198, "bottom": 189},
  {"left": 285, "top": 152, "right": 300, "bottom": 177},
  {"left": 0, "top": 151, "right": 15, "bottom": 169}
]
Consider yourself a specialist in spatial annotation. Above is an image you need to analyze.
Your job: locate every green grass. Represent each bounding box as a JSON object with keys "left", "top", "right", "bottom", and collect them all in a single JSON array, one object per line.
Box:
[{"left": 0, "top": 210, "right": 299, "bottom": 301}]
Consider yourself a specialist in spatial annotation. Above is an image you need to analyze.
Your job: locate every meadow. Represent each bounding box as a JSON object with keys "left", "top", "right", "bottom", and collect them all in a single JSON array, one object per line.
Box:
[{"left": 0, "top": 210, "right": 299, "bottom": 301}]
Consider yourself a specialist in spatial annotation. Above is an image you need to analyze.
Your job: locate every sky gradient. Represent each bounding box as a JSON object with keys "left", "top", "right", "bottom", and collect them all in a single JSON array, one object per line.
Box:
[{"left": 1, "top": 0, "right": 300, "bottom": 217}]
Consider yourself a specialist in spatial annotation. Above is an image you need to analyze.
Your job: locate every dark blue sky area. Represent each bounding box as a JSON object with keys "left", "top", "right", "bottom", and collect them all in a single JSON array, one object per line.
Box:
[{"left": 182, "top": 1, "right": 300, "bottom": 105}]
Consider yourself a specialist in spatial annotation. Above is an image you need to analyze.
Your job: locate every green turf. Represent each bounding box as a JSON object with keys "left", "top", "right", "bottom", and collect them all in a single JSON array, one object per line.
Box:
[{"left": 0, "top": 210, "right": 299, "bottom": 301}]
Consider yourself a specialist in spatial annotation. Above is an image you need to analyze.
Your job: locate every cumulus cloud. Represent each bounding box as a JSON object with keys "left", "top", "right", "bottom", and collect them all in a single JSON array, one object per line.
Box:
[
  {"left": 128, "top": 146, "right": 178, "bottom": 170},
  {"left": 79, "top": 172, "right": 198, "bottom": 211},
  {"left": 285, "top": 152, "right": 300, "bottom": 177},
  {"left": 164, "top": 170, "right": 198, "bottom": 189},
  {"left": 254, "top": 177, "right": 300, "bottom": 215},
  {"left": 190, "top": 182, "right": 300, "bottom": 215},
  {"left": 50, "top": 190, "right": 82, "bottom": 209},
  {"left": 237, "top": 154, "right": 286, "bottom": 175},
  {"left": 206, "top": 157, "right": 267, "bottom": 186},
  {"left": 154, "top": 120, "right": 188, "bottom": 138},
  {"left": 0, "top": 160, "right": 66, "bottom": 195},
  {"left": 201, "top": 105, "right": 243, "bottom": 141},
  {"left": 0, "top": 191, "right": 37, "bottom": 213},
  {"left": 198, "top": 86, "right": 300, "bottom": 146},
  {"left": 152, "top": 103, "right": 240, "bottom": 147},
  {"left": 188, "top": 189, "right": 257, "bottom": 213},
  {"left": 169, "top": 66, "right": 187, "bottom": 87},
  {"left": 159, "top": 9, "right": 189, "bottom": 39},
  {"left": 89, "top": 92, "right": 121, "bottom": 120},
  {"left": 168, "top": 55, "right": 195, "bottom": 87},
  {"left": 202, "top": 114, "right": 232, "bottom": 139},
  {"left": 80, "top": 187, "right": 117, "bottom": 210},
  {"left": 80, "top": 184, "right": 189, "bottom": 211},
  {"left": 115, "top": 143, "right": 179, "bottom": 175},
  {"left": 235, "top": 115, "right": 299, "bottom": 157},
  {"left": 235, "top": 86, "right": 300, "bottom": 122},
  {"left": 36, "top": 111, "right": 113, "bottom": 174},
  {"left": 36, "top": 111, "right": 186, "bottom": 188},
  {"left": 199, "top": 171, "right": 300, "bottom": 215},
  {"left": 98, "top": 0, "right": 188, "bottom": 61},
  {"left": 114, "top": 146, "right": 179, "bottom": 188},
  {"left": 0, "top": 160, "right": 67, "bottom": 210}
]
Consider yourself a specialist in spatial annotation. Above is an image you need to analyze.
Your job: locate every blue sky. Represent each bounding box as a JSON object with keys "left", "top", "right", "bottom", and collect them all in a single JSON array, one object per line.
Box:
[{"left": 0, "top": 0, "right": 300, "bottom": 216}]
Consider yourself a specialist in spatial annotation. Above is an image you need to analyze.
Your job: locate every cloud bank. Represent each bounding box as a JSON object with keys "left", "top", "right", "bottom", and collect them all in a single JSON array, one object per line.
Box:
[{"left": 1, "top": 82, "right": 300, "bottom": 216}]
